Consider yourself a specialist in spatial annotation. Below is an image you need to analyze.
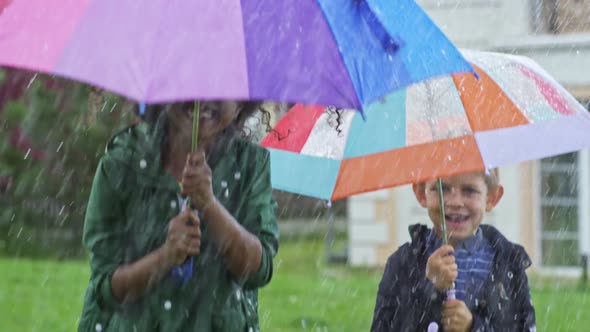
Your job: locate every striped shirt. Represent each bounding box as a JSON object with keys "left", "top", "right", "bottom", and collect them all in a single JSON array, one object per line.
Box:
[{"left": 426, "top": 228, "right": 494, "bottom": 307}]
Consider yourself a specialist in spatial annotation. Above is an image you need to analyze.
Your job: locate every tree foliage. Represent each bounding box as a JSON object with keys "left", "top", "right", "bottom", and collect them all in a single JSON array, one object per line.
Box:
[{"left": 0, "top": 68, "right": 135, "bottom": 258}]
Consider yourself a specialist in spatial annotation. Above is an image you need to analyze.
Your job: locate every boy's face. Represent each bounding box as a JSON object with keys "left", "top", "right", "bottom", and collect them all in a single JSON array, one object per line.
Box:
[{"left": 412, "top": 172, "right": 504, "bottom": 245}]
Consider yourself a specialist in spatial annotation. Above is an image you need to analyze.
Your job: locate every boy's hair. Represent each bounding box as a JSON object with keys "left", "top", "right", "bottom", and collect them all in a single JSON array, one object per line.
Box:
[
  {"left": 416, "top": 168, "right": 500, "bottom": 191},
  {"left": 483, "top": 168, "right": 500, "bottom": 191}
]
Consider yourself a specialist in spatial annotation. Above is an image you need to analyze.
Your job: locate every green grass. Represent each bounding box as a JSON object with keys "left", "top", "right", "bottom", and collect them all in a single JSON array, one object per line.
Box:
[
  {"left": 0, "top": 239, "right": 588, "bottom": 331},
  {"left": 0, "top": 259, "right": 89, "bottom": 331},
  {"left": 259, "top": 240, "right": 381, "bottom": 331}
]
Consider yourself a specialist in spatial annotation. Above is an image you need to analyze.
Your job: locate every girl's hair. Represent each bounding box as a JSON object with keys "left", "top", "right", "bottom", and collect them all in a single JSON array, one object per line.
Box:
[
  {"left": 138, "top": 101, "right": 270, "bottom": 159},
  {"left": 326, "top": 106, "right": 345, "bottom": 135}
]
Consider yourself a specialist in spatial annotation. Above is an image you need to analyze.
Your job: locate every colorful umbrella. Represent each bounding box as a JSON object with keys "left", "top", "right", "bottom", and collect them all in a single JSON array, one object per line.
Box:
[
  {"left": 0, "top": 0, "right": 472, "bottom": 287},
  {"left": 0, "top": 0, "right": 473, "bottom": 112},
  {"left": 261, "top": 49, "right": 590, "bottom": 201}
]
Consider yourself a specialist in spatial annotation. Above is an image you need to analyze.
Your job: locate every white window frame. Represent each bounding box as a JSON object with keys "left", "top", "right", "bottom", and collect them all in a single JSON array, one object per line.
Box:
[
  {"left": 579, "top": 149, "right": 590, "bottom": 257},
  {"left": 534, "top": 151, "right": 588, "bottom": 276}
]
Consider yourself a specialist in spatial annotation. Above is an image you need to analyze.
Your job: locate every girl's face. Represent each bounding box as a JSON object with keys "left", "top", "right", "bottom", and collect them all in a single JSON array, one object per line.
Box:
[{"left": 166, "top": 101, "right": 242, "bottom": 148}]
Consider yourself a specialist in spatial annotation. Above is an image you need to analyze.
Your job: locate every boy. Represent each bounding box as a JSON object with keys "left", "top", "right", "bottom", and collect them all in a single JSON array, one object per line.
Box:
[{"left": 371, "top": 170, "right": 536, "bottom": 332}]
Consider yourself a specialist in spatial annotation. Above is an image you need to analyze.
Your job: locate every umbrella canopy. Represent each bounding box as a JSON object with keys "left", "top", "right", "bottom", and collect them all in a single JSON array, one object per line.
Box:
[
  {"left": 261, "top": 49, "right": 590, "bottom": 200},
  {"left": 0, "top": 0, "right": 472, "bottom": 112}
]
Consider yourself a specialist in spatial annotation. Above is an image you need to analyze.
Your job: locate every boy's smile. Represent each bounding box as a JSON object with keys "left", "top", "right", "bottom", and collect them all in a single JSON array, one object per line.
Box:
[{"left": 413, "top": 172, "right": 504, "bottom": 246}]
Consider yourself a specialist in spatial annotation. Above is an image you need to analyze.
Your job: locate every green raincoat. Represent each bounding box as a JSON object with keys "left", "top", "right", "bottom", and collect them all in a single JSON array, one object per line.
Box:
[{"left": 78, "top": 124, "right": 279, "bottom": 331}]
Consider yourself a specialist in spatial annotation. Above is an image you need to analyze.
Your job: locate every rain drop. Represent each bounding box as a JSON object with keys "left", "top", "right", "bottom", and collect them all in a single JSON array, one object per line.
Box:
[
  {"left": 301, "top": 319, "right": 308, "bottom": 329},
  {"left": 26, "top": 73, "right": 38, "bottom": 89},
  {"left": 164, "top": 300, "right": 172, "bottom": 311}
]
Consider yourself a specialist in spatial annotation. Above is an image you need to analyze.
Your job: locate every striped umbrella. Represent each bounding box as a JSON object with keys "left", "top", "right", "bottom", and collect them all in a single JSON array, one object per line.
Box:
[{"left": 261, "top": 49, "right": 590, "bottom": 201}]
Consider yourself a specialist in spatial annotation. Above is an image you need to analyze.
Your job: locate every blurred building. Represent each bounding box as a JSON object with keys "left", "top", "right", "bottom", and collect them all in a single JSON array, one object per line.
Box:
[{"left": 348, "top": 0, "right": 590, "bottom": 276}]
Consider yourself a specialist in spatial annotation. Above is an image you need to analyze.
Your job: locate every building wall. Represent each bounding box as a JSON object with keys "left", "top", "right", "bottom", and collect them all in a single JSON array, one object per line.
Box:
[
  {"left": 347, "top": 190, "right": 392, "bottom": 266},
  {"left": 417, "top": 0, "right": 531, "bottom": 50}
]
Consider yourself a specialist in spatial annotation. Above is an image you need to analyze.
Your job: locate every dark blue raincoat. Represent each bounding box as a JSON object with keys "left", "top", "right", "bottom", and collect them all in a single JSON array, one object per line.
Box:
[{"left": 371, "top": 224, "right": 536, "bottom": 332}]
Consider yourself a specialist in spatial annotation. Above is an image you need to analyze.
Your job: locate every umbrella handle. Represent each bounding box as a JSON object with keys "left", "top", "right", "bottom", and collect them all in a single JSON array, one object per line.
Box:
[
  {"left": 172, "top": 256, "right": 194, "bottom": 286},
  {"left": 192, "top": 100, "right": 200, "bottom": 152},
  {"left": 427, "top": 289, "right": 456, "bottom": 331},
  {"left": 437, "top": 178, "right": 448, "bottom": 245},
  {"left": 171, "top": 101, "right": 200, "bottom": 286},
  {"left": 171, "top": 196, "right": 196, "bottom": 286},
  {"left": 428, "top": 179, "right": 455, "bottom": 331}
]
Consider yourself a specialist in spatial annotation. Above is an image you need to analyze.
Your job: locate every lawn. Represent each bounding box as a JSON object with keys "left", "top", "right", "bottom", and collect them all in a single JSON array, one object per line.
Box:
[{"left": 0, "top": 239, "right": 588, "bottom": 331}]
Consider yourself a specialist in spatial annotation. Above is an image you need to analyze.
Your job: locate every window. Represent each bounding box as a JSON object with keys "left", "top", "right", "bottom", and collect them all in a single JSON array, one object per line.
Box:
[
  {"left": 538, "top": 100, "right": 589, "bottom": 268},
  {"left": 539, "top": 152, "right": 580, "bottom": 266},
  {"left": 532, "top": 0, "right": 590, "bottom": 34}
]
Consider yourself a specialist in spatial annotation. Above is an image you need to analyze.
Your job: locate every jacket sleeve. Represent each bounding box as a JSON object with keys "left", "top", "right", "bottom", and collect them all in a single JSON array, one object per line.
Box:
[
  {"left": 515, "top": 267, "right": 537, "bottom": 331},
  {"left": 241, "top": 147, "right": 279, "bottom": 290},
  {"left": 470, "top": 314, "right": 493, "bottom": 332},
  {"left": 371, "top": 247, "right": 444, "bottom": 332},
  {"left": 477, "top": 245, "right": 537, "bottom": 332},
  {"left": 371, "top": 251, "right": 402, "bottom": 332},
  {"left": 473, "top": 267, "right": 536, "bottom": 332},
  {"left": 82, "top": 155, "right": 130, "bottom": 312}
]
